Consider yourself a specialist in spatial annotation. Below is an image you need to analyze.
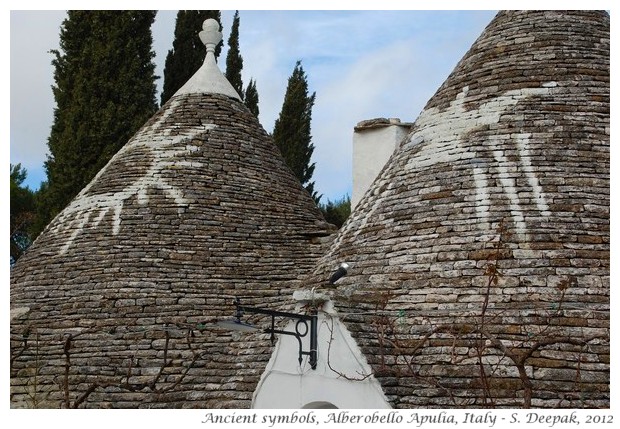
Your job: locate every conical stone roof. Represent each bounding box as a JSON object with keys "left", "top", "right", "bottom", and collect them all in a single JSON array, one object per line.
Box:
[
  {"left": 307, "top": 11, "right": 609, "bottom": 408},
  {"left": 10, "top": 19, "right": 335, "bottom": 408}
]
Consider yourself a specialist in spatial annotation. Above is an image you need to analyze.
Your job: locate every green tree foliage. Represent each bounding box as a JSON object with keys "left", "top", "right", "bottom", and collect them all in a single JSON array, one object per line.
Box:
[
  {"left": 160, "top": 10, "right": 222, "bottom": 105},
  {"left": 244, "top": 78, "right": 260, "bottom": 117},
  {"left": 319, "top": 195, "right": 351, "bottom": 229},
  {"left": 225, "top": 10, "right": 243, "bottom": 99},
  {"left": 272, "top": 61, "right": 318, "bottom": 202},
  {"left": 30, "top": 181, "right": 53, "bottom": 241},
  {"left": 10, "top": 164, "right": 36, "bottom": 264},
  {"left": 42, "top": 11, "right": 158, "bottom": 229}
]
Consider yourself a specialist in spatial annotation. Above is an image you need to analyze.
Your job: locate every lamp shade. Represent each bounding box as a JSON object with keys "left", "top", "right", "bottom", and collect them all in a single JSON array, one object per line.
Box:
[{"left": 216, "top": 319, "right": 261, "bottom": 332}]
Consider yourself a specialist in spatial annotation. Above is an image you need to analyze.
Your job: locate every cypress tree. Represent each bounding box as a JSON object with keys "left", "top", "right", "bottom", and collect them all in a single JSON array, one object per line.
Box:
[
  {"left": 272, "top": 61, "right": 318, "bottom": 202},
  {"left": 244, "top": 78, "right": 260, "bottom": 117},
  {"left": 160, "top": 10, "right": 222, "bottom": 105},
  {"left": 42, "top": 11, "right": 158, "bottom": 226},
  {"left": 319, "top": 195, "right": 351, "bottom": 229},
  {"left": 10, "top": 164, "right": 35, "bottom": 264},
  {"left": 225, "top": 10, "right": 243, "bottom": 99}
]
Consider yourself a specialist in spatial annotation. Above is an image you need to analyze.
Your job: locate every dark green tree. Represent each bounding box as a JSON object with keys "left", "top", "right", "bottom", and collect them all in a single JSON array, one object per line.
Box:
[
  {"left": 31, "top": 180, "right": 53, "bottom": 241},
  {"left": 272, "top": 61, "right": 318, "bottom": 201},
  {"left": 225, "top": 10, "right": 243, "bottom": 99},
  {"left": 41, "top": 11, "right": 158, "bottom": 229},
  {"left": 244, "top": 78, "right": 259, "bottom": 117},
  {"left": 319, "top": 195, "right": 351, "bottom": 229},
  {"left": 160, "top": 10, "right": 222, "bottom": 105},
  {"left": 10, "top": 164, "right": 36, "bottom": 264}
]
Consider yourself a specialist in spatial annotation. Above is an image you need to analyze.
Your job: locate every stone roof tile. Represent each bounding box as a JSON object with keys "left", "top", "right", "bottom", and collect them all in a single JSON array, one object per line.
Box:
[{"left": 10, "top": 33, "right": 335, "bottom": 407}]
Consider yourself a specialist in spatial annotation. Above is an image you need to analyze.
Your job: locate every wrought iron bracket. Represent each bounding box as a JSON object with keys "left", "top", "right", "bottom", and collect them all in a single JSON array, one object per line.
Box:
[{"left": 233, "top": 298, "right": 318, "bottom": 370}]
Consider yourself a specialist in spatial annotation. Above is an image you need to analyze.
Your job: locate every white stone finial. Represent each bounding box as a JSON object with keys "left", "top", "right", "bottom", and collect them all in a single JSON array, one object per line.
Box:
[
  {"left": 172, "top": 18, "right": 241, "bottom": 100},
  {"left": 199, "top": 19, "right": 223, "bottom": 54}
]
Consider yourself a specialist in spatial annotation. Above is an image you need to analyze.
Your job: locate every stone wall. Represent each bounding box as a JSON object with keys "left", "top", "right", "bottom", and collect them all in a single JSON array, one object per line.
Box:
[{"left": 10, "top": 93, "right": 335, "bottom": 408}]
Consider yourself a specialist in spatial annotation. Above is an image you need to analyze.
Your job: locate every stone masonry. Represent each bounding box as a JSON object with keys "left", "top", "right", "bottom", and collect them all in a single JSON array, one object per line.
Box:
[
  {"left": 10, "top": 90, "right": 335, "bottom": 408},
  {"left": 10, "top": 11, "right": 610, "bottom": 409}
]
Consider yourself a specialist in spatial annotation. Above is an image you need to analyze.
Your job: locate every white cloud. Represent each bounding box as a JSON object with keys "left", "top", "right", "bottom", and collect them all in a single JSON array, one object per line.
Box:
[
  {"left": 10, "top": 11, "right": 66, "bottom": 186},
  {"left": 310, "top": 38, "right": 429, "bottom": 200}
]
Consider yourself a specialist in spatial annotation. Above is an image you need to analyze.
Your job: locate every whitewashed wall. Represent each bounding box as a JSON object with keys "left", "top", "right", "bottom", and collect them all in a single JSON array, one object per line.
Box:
[{"left": 252, "top": 299, "right": 390, "bottom": 409}]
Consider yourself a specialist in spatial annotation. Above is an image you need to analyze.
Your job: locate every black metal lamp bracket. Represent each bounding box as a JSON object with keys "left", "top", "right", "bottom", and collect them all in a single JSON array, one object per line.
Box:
[{"left": 234, "top": 299, "right": 318, "bottom": 370}]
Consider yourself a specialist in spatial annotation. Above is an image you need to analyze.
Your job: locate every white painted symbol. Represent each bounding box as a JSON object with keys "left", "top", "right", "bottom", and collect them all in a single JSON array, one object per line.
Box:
[
  {"left": 405, "top": 85, "right": 553, "bottom": 233},
  {"left": 51, "top": 97, "right": 216, "bottom": 254},
  {"left": 344, "top": 84, "right": 555, "bottom": 243}
]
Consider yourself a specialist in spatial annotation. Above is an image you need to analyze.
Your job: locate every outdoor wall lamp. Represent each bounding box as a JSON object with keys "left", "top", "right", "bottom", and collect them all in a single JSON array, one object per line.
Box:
[
  {"left": 217, "top": 263, "right": 349, "bottom": 371},
  {"left": 329, "top": 262, "right": 350, "bottom": 285},
  {"left": 218, "top": 297, "right": 319, "bottom": 370}
]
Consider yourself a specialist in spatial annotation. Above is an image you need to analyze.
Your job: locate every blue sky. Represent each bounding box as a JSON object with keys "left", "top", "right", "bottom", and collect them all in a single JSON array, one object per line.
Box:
[{"left": 10, "top": 9, "right": 498, "bottom": 202}]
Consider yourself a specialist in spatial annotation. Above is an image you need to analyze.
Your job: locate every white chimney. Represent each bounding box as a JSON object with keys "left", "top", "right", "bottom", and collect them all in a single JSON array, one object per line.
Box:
[{"left": 351, "top": 118, "right": 412, "bottom": 210}]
